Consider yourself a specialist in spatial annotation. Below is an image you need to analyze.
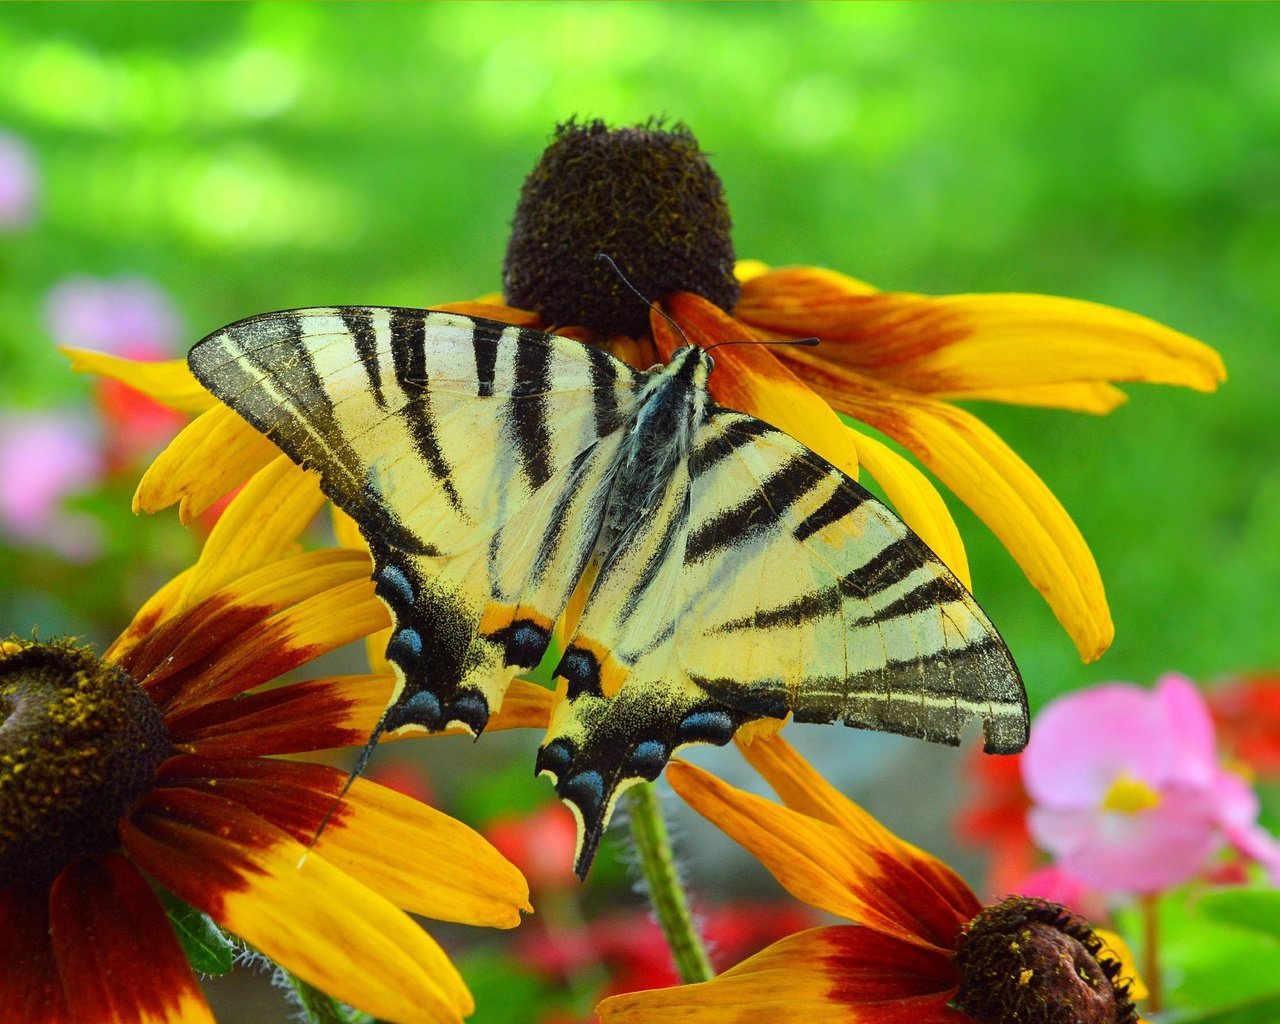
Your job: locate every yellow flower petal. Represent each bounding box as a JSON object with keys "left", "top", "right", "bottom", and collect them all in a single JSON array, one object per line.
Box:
[
  {"left": 177, "top": 455, "right": 325, "bottom": 612},
  {"left": 736, "top": 734, "right": 981, "bottom": 920},
  {"left": 733, "top": 258, "right": 771, "bottom": 284},
  {"left": 123, "top": 789, "right": 470, "bottom": 1024},
  {"left": 849, "top": 427, "right": 970, "bottom": 589},
  {"left": 62, "top": 348, "right": 216, "bottom": 415},
  {"left": 317, "top": 776, "right": 531, "bottom": 927},
  {"left": 135, "top": 405, "right": 279, "bottom": 522},
  {"left": 738, "top": 269, "right": 1226, "bottom": 400},
  {"left": 943, "top": 381, "right": 1129, "bottom": 414},
  {"left": 598, "top": 925, "right": 957, "bottom": 1023},
  {"left": 1094, "top": 928, "right": 1148, "bottom": 1002}
]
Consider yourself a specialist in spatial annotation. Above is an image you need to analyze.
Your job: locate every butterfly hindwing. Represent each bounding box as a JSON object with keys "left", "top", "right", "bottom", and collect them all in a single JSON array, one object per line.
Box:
[
  {"left": 188, "top": 307, "right": 645, "bottom": 733},
  {"left": 541, "top": 401, "right": 1027, "bottom": 875}
]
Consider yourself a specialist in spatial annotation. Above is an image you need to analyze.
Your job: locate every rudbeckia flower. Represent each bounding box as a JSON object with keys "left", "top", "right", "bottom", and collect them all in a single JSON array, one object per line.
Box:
[
  {"left": 70, "top": 120, "right": 1223, "bottom": 668},
  {"left": 598, "top": 733, "right": 1144, "bottom": 1024},
  {"left": 1023, "top": 673, "right": 1280, "bottom": 894},
  {"left": 0, "top": 455, "right": 547, "bottom": 1024}
]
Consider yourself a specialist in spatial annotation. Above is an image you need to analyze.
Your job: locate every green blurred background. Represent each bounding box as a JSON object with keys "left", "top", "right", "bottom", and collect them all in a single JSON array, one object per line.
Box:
[{"left": 1, "top": 2, "right": 1277, "bottom": 1018}]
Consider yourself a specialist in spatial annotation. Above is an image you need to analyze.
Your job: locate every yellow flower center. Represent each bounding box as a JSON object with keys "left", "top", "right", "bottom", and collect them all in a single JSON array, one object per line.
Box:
[{"left": 1100, "top": 773, "right": 1161, "bottom": 814}]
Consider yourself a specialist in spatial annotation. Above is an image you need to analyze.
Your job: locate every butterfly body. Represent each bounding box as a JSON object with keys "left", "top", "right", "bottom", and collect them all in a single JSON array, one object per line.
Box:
[{"left": 189, "top": 308, "right": 1027, "bottom": 876}]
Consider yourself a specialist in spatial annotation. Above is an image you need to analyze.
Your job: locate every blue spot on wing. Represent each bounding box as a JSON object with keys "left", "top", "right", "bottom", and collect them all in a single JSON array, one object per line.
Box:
[
  {"left": 377, "top": 564, "right": 415, "bottom": 604},
  {"left": 676, "top": 710, "right": 736, "bottom": 745},
  {"left": 388, "top": 627, "right": 423, "bottom": 659}
]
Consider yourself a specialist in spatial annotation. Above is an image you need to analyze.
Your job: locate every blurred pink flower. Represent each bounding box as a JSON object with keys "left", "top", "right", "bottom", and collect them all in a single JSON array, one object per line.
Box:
[
  {"left": 0, "top": 131, "right": 38, "bottom": 229},
  {"left": 45, "top": 275, "right": 186, "bottom": 467},
  {"left": 1023, "top": 673, "right": 1280, "bottom": 894},
  {"left": 0, "top": 411, "right": 104, "bottom": 560}
]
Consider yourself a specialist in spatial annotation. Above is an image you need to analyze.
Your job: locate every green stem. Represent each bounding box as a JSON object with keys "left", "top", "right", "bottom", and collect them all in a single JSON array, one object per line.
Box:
[
  {"left": 1141, "top": 892, "right": 1163, "bottom": 1015},
  {"left": 625, "top": 780, "right": 714, "bottom": 984}
]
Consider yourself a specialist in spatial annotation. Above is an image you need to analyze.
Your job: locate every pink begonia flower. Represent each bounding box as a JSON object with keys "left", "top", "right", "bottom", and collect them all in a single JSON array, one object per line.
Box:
[
  {"left": 45, "top": 276, "right": 186, "bottom": 467},
  {"left": 1023, "top": 674, "right": 1280, "bottom": 894},
  {"left": 0, "top": 131, "right": 38, "bottom": 229},
  {"left": 0, "top": 411, "right": 104, "bottom": 561}
]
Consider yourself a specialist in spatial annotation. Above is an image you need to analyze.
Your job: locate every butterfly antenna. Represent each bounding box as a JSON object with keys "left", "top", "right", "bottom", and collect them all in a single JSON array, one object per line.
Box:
[
  {"left": 297, "top": 709, "right": 390, "bottom": 868},
  {"left": 703, "top": 336, "right": 821, "bottom": 352},
  {"left": 594, "top": 253, "right": 693, "bottom": 348}
]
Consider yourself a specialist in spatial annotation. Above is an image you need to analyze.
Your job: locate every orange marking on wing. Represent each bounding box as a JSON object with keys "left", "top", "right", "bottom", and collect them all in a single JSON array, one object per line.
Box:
[{"left": 566, "top": 635, "right": 629, "bottom": 699}]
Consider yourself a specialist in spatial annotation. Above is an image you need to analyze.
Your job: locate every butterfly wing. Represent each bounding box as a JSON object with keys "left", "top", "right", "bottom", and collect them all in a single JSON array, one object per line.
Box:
[
  {"left": 188, "top": 307, "right": 645, "bottom": 734},
  {"left": 540, "top": 405, "right": 1027, "bottom": 876}
]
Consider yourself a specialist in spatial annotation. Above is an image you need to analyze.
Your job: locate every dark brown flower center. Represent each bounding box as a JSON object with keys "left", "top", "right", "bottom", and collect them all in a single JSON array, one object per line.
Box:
[
  {"left": 0, "top": 638, "right": 172, "bottom": 887},
  {"left": 953, "top": 897, "right": 1138, "bottom": 1024},
  {"left": 503, "top": 118, "right": 740, "bottom": 337}
]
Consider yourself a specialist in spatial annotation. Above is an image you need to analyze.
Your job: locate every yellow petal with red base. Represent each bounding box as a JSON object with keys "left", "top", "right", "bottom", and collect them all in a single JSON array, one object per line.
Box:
[
  {"left": 178, "top": 455, "right": 326, "bottom": 612},
  {"left": 50, "top": 854, "right": 215, "bottom": 1024},
  {"left": 136, "top": 405, "right": 279, "bottom": 521},
  {"left": 122, "top": 788, "right": 471, "bottom": 1024},
  {"left": 737, "top": 267, "right": 1225, "bottom": 403},
  {"left": 0, "top": 884, "right": 74, "bottom": 1023},
  {"left": 849, "top": 427, "right": 970, "bottom": 589},
  {"left": 655, "top": 293, "right": 860, "bottom": 478},
  {"left": 668, "top": 760, "right": 967, "bottom": 951},
  {"left": 598, "top": 925, "right": 963, "bottom": 1023},
  {"left": 63, "top": 348, "right": 217, "bottom": 414},
  {"left": 105, "top": 565, "right": 194, "bottom": 664},
  {"left": 176, "top": 673, "right": 553, "bottom": 757},
  {"left": 158, "top": 755, "right": 530, "bottom": 928},
  {"left": 737, "top": 734, "right": 981, "bottom": 922},
  {"left": 120, "top": 549, "right": 382, "bottom": 710}
]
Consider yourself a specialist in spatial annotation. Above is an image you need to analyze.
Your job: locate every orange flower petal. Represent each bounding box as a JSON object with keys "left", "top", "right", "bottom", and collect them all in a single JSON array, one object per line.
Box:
[
  {"left": 135, "top": 405, "right": 279, "bottom": 521},
  {"left": 0, "top": 885, "right": 73, "bottom": 1023},
  {"left": 598, "top": 925, "right": 961, "bottom": 1022},
  {"left": 63, "top": 348, "right": 216, "bottom": 415},
  {"left": 738, "top": 267, "right": 1226, "bottom": 402},
  {"left": 50, "top": 854, "right": 215, "bottom": 1024},
  {"left": 157, "top": 756, "right": 530, "bottom": 928},
  {"left": 430, "top": 300, "right": 540, "bottom": 325},
  {"left": 177, "top": 455, "right": 325, "bottom": 612},
  {"left": 123, "top": 788, "right": 471, "bottom": 1024},
  {"left": 667, "top": 760, "right": 967, "bottom": 950},
  {"left": 656, "top": 293, "right": 859, "bottom": 478},
  {"left": 848, "top": 428, "right": 970, "bottom": 588},
  {"left": 737, "top": 734, "right": 981, "bottom": 922}
]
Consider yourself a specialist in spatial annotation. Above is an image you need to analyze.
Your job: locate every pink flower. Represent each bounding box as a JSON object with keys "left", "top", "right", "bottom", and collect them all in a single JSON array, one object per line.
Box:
[
  {"left": 1023, "top": 673, "right": 1280, "bottom": 894},
  {"left": 0, "top": 131, "right": 38, "bottom": 229},
  {"left": 45, "top": 276, "right": 187, "bottom": 467},
  {"left": 0, "top": 411, "right": 104, "bottom": 560}
]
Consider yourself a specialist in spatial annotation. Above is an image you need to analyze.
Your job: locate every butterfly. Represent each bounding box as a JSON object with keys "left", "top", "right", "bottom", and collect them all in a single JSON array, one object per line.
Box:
[{"left": 188, "top": 306, "right": 1027, "bottom": 876}]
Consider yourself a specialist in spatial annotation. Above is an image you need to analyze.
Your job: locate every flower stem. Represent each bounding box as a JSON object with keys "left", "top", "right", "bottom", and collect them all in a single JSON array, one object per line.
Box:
[
  {"left": 1141, "top": 893, "right": 1163, "bottom": 1015},
  {"left": 625, "top": 780, "right": 714, "bottom": 983}
]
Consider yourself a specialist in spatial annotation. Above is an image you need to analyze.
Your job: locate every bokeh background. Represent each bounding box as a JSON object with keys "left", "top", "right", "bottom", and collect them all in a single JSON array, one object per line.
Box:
[{"left": 1, "top": 3, "right": 1277, "bottom": 1021}]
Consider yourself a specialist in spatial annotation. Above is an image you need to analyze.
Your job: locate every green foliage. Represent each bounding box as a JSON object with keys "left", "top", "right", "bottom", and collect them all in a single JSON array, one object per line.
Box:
[{"left": 159, "top": 890, "right": 235, "bottom": 976}]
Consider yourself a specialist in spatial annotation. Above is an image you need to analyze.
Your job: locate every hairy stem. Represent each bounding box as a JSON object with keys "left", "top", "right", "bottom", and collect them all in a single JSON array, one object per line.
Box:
[{"left": 625, "top": 780, "right": 714, "bottom": 984}]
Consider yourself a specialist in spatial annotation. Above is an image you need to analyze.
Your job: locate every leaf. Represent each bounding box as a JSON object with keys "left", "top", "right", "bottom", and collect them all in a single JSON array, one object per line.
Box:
[
  {"left": 1196, "top": 888, "right": 1280, "bottom": 943},
  {"left": 159, "top": 890, "right": 236, "bottom": 975}
]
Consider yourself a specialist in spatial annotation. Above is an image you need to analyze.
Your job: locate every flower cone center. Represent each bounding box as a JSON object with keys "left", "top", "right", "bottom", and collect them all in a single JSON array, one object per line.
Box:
[
  {"left": 503, "top": 118, "right": 740, "bottom": 337},
  {"left": 953, "top": 896, "right": 1138, "bottom": 1024},
  {"left": 0, "top": 639, "right": 172, "bottom": 887}
]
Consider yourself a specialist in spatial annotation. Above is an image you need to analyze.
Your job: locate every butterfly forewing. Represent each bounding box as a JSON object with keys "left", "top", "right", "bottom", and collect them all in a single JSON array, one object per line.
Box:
[{"left": 188, "top": 307, "right": 645, "bottom": 733}]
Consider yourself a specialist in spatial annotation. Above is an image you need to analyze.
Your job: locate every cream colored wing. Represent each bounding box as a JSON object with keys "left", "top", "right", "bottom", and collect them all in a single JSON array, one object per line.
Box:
[
  {"left": 189, "top": 308, "right": 645, "bottom": 734},
  {"left": 539, "top": 407, "right": 1026, "bottom": 876}
]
